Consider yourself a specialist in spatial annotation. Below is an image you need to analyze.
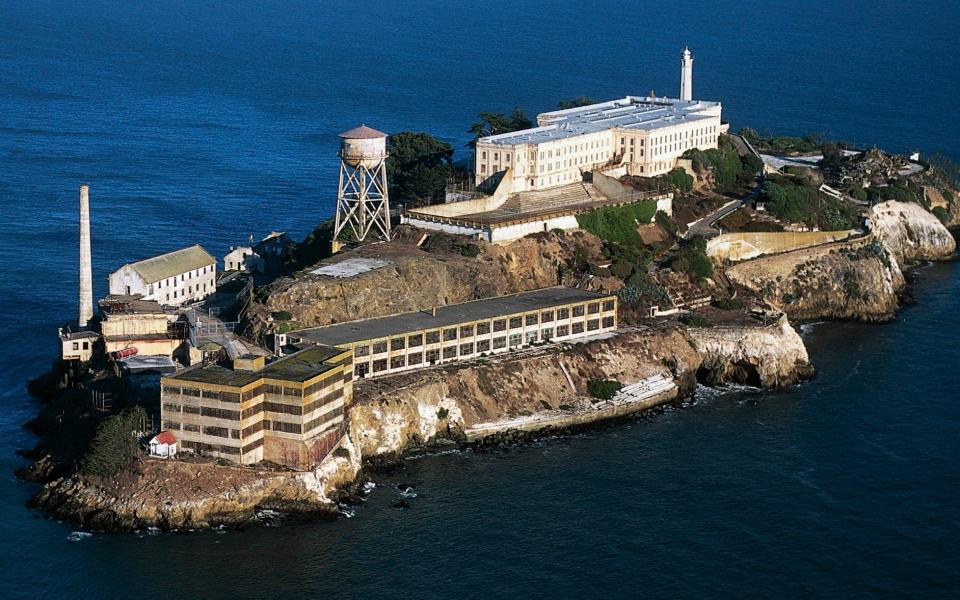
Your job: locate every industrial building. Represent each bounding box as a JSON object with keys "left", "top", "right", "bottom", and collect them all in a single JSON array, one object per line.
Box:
[
  {"left": 290, "top": 287, "right": 618, "bottom": 380},
  {"left": 98, "top": 295, "right": 184, "bottom": 356},
  {"left": 474, "top": 48, "right": 723, "bottom": 192},
  {"left": 159, "top": 345, "right": 353, "bottom": 469},
  {"left": 108, "top": 244, "right": 217, "bottom": 307}
]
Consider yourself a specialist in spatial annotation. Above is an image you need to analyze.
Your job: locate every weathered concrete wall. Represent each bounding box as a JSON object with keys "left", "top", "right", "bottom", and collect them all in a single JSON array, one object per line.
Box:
[
  {"left": 406, "top": 168, "right": 513, "bottom": 218},
  {"left": 707, "top": 230, "right": 858, "bottom": 262},
  {"left": 591, "top": 170, "right": 672, "bottom": 217}
]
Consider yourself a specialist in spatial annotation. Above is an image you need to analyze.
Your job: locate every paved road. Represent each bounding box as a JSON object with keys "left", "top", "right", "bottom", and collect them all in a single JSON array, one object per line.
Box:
[{"left": 684, "top": 196, "right": 748, "bottom": 239}]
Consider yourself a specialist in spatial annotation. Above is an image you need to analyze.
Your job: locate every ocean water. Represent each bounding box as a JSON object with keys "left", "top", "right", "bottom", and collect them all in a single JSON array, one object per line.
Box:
[{"left": 1, "top": 1, "right": 958, "bottom": 597}]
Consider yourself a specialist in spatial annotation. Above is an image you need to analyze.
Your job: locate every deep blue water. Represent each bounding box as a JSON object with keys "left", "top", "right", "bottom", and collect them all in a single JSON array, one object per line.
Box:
[{"left": 1, "top": 1, "right": 958, "bottom": 597}]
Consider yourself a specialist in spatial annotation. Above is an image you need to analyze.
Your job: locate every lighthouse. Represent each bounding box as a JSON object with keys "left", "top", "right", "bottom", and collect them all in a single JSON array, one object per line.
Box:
[{"left": 680, "top": 46, "right": 693, "bottom": 101}]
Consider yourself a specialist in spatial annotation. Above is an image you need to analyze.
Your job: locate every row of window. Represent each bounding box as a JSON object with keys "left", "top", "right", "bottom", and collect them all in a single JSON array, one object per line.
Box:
[
  {"left": 354, "top": 317, "right": 615, "bottom": 376},
  {"left": 180, "top": 440, "right": 241, "bottom": 456},
  {"left": 353, "top": 301, "right": 615, "bottom": 357}
]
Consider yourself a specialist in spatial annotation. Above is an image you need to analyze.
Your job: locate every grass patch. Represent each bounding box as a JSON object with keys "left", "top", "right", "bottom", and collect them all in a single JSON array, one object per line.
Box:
[
  {"left": 587, "top": 379, "right": 622, "bottom": 400},
  {"left": 576, "top": 201, "right": 657, "bottom": 245}
]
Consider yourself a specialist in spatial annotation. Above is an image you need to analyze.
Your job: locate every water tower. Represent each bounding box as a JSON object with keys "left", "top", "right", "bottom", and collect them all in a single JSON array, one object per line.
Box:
[{"left": 332, "top": 124, "right": 390, "bottom": 252}]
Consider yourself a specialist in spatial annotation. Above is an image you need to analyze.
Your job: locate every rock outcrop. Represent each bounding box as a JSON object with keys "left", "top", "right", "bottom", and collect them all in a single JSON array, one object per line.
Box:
[
  {"left": 868, "top": 200, "right": 956, "bottom": 263},
  {"left": 33, "top": 438, "right": 362, "bottom": 531},
  {"left": 725, "top": 201, "right": 954, "bottom": 322},
  {"left": 688, "top": 315, "right": 814, "bottom": 387}
]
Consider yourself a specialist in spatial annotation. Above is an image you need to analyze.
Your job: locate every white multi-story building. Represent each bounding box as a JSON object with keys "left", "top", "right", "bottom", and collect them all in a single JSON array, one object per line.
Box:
[
  {"left": 474, "top": 47, "right": 724, "bottom": 192},
  {"left": 109, "top": 244, "right": 217, "bottom": 308},
  {"left": 475, "top": 96, "right": 723, "bottom": 192}
]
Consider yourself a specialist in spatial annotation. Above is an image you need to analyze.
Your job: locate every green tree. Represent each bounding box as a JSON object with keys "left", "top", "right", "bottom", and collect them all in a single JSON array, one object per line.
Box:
[
  {"left": 82, "top": 406, "right": 148, "bottom": 478},
  {"left": 556, "top": 97, "right": 595, "bottom": 109},
  {"left": 820, "top": 142, "right": 843, "bottom": 171},
  {"left": 386, "top": 131, "right": 455, "bottom": 207},
  {"left": 467, "top": 108, "right": 532, "bottom": 146}
]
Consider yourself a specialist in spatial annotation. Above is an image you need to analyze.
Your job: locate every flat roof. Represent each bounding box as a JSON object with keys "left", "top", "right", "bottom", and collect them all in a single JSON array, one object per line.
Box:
[
  {"left": 480, "top": 96, "right": 720, "bottom": 146},
  {"left": 294, "top": 287, "right": 612, "bottom": 347},
  {"left": 166, "top": 345, "right": 346, "bottom": 387}
]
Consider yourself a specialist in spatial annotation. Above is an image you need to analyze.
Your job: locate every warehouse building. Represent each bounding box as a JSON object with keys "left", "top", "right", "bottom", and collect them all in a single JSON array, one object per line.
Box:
[
  {"left": 290, "top": 287, "right": 618, "bottom": 380},
  {"left": 159, "top": 346, "right": 352, "bottom": 469}
]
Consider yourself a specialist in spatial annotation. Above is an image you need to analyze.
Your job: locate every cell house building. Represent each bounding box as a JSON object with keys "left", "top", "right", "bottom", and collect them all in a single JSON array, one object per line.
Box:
[
  {"left": 159, "top": 346, "right": 352, "bottom": 469},
  {"left": 290, "top": 287, "right": 618, "bottom": 380}
]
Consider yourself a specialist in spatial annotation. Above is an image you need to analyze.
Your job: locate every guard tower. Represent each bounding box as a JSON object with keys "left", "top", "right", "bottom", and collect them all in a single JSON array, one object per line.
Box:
[{"left": 333, "top": 124, "right": 390, "bottom": 252}]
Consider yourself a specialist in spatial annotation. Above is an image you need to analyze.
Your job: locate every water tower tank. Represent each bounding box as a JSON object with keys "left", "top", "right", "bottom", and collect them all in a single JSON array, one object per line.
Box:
[{"left": 338, "top": 124, "right": 388, "bottom": 168}]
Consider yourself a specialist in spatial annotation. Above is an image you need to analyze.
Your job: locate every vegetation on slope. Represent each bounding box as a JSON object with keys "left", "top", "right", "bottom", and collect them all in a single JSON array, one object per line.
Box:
[
  {"left": 575, "top": 201, "right": 658, "bottom": 245},
  {"left": 386, "top": 131, "right": 455, "bottom": 208},
  {"left": 683, "top": 136, "right": 761, "bottom": 191},
  {"left": 82, "top": 407, "right": 148, "bottom": 478},
  {"left": 761, "top": 174, "right": 859, "bottom": 230}
]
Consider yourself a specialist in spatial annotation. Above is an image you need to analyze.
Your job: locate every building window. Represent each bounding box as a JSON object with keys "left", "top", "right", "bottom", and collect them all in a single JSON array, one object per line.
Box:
[
  {"left": 572, "top": 305, "right": 585, "bottom": 317},
  {"left": 557, "top": 308, "right": 569, "bottom": 320},
  {"left": 425, "top": 331, "right": 441, "bottom": 344},
  {"left": 408, "top": 334, "right": 423, "bottom": 347},
  {"left": 587, "top": 319, "right": 600, "bottom": 331},
  {"left": 588, "top": 302, "right": 600, "bottom": 315},
  {"left": 408, "top": 352, "right": 423, "bottom": 366},
  {"left": 603, "top": 300, "right": 615, "bottom": 312},
  {"left": 477, "top": 340, "right": 491, "bottom": 353},
  {"left": 372, "top": 340, "right": 388, "bottom": 354},
  {"left": 355, "top": 363, "right": 370, "bottom": 378},
  {"left": 443, "top": 328, "right": 458, "bottom": 342},
  {"left": 602, "top": 316, "right": 615, "bottom": 328},
  {"left": 509, "top": 333, "right": 522, "bottom": 347},
  {"left": 572, "top": 322, "right": 585, "bottom": 335},
  {"left": 355, "top": 345, "right": 370, "bottom": 357},
  {"left": 390, "top": 355, "right": 405, "bottom": 369},
  {"left": 459, "top": 342, "right": 474, "bottom": 355},
  {"left": 493, "top": 336, "right": 507, "bottom": 349},
  {"left": 480, "top": 164, "right": 486, "bottom": 174},
  {"left": 557, "top": 325, "right": 570, "bottom": 337},
  {"left": 71, "top": 342, "right": 79, "bottom": 351},
  {"left": 373, "top": 359, "right": 388, "bottom": 372},
  {"left": 509, "top": 316, "right": 523, "bottom": 329},
  {"left": 426, "top": 349, "right": 440, "bottom": 364},
  {"left": 442, "top": 346, "right": 457, "bottom": 360},
  {"left": 391, "top": 337, "right": 405, "bottom": 351},
  {"left": 493, "top": 319, "right": 506, "bottom": 332},
  {"left": 525, "top": 314, "right": 538, "bottom": 326},
  {"left": 481, "top": 151, "right": 486, "bottom": 159},
  {"left": 541, "top": 310, "right": 554, "bottom": 322},
  {"left": 542, "top": 327, "right": 553, "bottom": 341},
  {"left": 460, "top": 325, "right": 474, "bottom": 338},
  {"left": 526, "top": 331, "right": 538, "bottom": 344},
  {"left": 477, "top": 322, "right": 491, "bottom": 335}
]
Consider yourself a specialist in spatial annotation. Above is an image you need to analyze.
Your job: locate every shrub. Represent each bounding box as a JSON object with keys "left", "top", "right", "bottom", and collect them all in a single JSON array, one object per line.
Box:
[
  {"left": 332, "top": 447, "right": 351, "bottom": 459},
  {"left": 576, "top": 201, "right": 658, "bottom": 245},
  {"left": 82, "top": 407, "right": 148, "bottom": 478},
  {"left": 665, "top": 168, "right": 694, "bottom": 193},
  {"left": 437, "top": 407, "right": 450, "bottom": 421},
  {"left": 712, "top": 297, "right": 743, "bottom": 310},
  {"left": 680, "top": 312, "right": 713, "bottom": 328},
  {"left": 670, "top": 237, "right": 714, "bottom": 279},
  {"left": 587, "top": 379, "right": 622, "bottom": 400},
  {"left": 932, "top": 206, "right": 950, "bottom": 224},
  {"left": 271, "top": 310, "right": 293, "bottom": 321}
]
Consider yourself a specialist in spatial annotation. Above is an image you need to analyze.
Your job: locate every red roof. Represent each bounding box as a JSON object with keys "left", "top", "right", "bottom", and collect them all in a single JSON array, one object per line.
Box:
[
  {"left": 338, "top": 124, "right": 387, "bottom": 139},
  {"left": 152, "top": 430, "right": 177, "bottom": 445}
]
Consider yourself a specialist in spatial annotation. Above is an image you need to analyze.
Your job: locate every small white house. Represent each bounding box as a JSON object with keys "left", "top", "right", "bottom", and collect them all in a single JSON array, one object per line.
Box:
[
  {"left": 149, "top": 430, "right": 178, "bottom": 458},
  {"left": 109, "top": 244, "right": 217, "bottom": 308},
  {"left": 223, "top": 245, "right": 263, "bottom": 273}
]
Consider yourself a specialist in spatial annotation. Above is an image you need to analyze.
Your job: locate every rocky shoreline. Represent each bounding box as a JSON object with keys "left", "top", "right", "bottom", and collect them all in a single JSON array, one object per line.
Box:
[{"left": 19, "top": 201, "right": 957, "bottom": 533}]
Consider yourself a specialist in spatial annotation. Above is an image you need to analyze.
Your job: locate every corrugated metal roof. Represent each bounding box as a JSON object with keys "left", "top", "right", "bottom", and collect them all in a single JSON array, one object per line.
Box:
[
  {"left": 127, "top": 244, "right": 215, "bottom": 284},
  {"left": 338, "top": 124, "right": 387, "bottom": 139}
]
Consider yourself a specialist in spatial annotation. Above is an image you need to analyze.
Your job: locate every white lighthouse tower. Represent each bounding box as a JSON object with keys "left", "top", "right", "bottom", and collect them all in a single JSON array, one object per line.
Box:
[
  {"left": 680, "top": 46, "right": 693, "bottom": 101},
  {"left": 332, "top": 124, "right": 391, "bottom": 252}
]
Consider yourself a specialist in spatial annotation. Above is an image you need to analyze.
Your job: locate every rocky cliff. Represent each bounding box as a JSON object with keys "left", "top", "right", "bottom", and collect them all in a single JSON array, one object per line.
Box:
[
  {"left": 248, "top": 229, "right": 615, "bottom": 340},
  {"left": 688, "top": 315, "right": 814, "bottom": 387},
  {"left": 726, "top": 201, "right": 955, "bottom": 322},
  {"left": 868, "top": 200, "right": 956, "bottom": 263},
  {"left": 33, "top": 438, "right": 362, "bottom": 531}
]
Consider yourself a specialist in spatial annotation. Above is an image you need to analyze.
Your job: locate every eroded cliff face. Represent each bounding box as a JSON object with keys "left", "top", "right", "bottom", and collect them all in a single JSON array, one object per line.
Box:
[
  {"left": 248, "top": 230, "right": 613, "bottom": 339},
  {"left": 868, "top": 201, "right": 956, "bottom": 263},
  {"left": 33, "top": 437, "right": 362, "bottom": 531},
  {"left": 688, "top": 316, "right": 814, "bottom": 387},
  {"left": 348, "top": 321, "right": 813, "bottom": 459},
  {"left": 726, "top": 239, "right": 906, "bottom": 322},
  {"left": 725, "top": 202, "right": 955, "bottom": 322}
]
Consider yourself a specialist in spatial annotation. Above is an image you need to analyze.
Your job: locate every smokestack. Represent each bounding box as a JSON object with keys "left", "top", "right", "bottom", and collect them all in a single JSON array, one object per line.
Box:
[{"left": 78, "top": 184, "right": 93, "bottom": 328}]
